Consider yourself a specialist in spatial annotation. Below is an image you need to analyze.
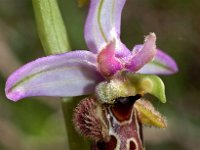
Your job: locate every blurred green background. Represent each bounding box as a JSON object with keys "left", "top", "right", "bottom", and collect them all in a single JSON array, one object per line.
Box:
[{"left": 0, "top": 0, "right": 200, "bottom": 150}]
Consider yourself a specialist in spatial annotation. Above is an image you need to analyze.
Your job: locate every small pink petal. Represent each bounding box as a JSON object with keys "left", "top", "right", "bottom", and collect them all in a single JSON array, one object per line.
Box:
[
  {"left": 97, "top": 41, "right": 122, "bottom": 77},
  {"left": 125, "top": 33, "right": 157, "bottom": 72}
]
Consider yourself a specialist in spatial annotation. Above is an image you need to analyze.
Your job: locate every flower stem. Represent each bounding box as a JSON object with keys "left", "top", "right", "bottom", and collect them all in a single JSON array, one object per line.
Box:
[
  {"left": 62, "top": 97, "right": 91, "bottom": 150},
  {"left": 32, "top": 0, "right": 70, "bottom": 55},
  {"left": 32, "top": 0, "right": 90, "bottom": 149}
]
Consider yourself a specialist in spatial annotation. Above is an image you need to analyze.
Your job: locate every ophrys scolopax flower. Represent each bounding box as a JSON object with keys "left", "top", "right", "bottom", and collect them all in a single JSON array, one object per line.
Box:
[{"left": 5, "top": 0, "right": 178, "bottom": 150}]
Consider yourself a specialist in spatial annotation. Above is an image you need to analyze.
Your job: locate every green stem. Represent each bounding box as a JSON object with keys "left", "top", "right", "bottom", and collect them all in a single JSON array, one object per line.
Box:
[
  {"left": 32, "top": 0, "right": 70, "bottom": 55},
  {"left": 32, "top": 0, "right": 90, "bottom": 149},
  {"left": 62, "top": 97, "right": 91, "bottom": 150}
]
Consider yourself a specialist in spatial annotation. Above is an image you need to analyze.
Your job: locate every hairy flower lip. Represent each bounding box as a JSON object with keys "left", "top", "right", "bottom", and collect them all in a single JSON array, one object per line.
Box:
[{"left": 5, "top": 0, "right": 178, "bottom": 101}]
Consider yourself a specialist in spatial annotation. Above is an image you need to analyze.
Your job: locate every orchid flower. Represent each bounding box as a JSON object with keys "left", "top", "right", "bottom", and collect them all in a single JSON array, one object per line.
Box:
[
  {"left": 5, "top": 0, "right": 177, "bottom": 102},
  {"left": 6, "top": 0, "right": 178, "bottom": 149}
]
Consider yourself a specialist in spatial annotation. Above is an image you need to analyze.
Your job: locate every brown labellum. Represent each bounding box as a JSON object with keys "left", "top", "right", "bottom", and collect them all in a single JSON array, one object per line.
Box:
[
  {"left": 73, "top": 96, "right": 146, "bottom": 150},
  {"left": 92, "top": 135, "right": 117, "bottom": 150}
]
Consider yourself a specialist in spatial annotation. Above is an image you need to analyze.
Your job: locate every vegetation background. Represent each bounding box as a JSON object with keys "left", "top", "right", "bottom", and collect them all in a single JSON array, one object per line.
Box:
[{"left": 0, "top": 0, "right": 199, "bottom": 149}]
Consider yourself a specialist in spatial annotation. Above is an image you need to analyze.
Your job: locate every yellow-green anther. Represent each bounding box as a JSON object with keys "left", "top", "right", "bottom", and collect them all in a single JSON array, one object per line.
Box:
[
  {"left": 96, "top": 79, "right": 136, "bottom": 104},
  {"left": 96, "top": 73, "right": 166, "bottom": 104},
  {"left": 127, "top": 73, "right": 166, "bottom": 103}
]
